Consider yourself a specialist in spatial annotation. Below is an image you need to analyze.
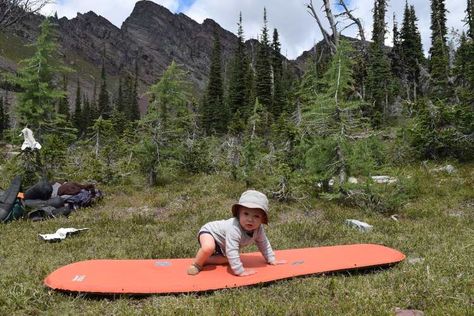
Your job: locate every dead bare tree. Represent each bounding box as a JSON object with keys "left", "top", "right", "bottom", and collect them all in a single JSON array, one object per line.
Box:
[
  {"left": 306, "top": 0, "right": 367, "bottom": 55},
  {"left": 306, "top": 0, "right": 338, "bottom": 55},
  {"left": 335, "top": 0, "right": 366, "bottom": 43},
  {"left": 0, "top": 0, "right": 51, "bottom": 30}
]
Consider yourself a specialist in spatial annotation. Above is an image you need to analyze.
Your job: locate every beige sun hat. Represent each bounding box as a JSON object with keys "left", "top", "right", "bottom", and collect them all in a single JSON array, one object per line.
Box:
[{"left": 231, "top": 190, "right": 269, "bottom": 224}]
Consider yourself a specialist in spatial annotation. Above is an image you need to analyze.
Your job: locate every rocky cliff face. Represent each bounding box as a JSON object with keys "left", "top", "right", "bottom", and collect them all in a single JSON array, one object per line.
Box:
[{"left": 0, "top": 0, "right": 287, "bottom": 112}]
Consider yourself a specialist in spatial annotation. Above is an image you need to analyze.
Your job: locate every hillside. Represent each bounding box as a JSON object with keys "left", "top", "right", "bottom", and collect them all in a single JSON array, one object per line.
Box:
[{"left": 0, "top": 0, "right": 300, "bottom": 113}]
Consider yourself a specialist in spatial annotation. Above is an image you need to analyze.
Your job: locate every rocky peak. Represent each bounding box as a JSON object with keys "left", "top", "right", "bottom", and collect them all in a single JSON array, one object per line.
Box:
[{"left": 0, "top": 1, "right": 298, "bottom": 113}]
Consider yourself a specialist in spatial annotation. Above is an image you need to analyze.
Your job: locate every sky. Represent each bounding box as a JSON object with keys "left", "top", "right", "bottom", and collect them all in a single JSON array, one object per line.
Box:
[{"left": 41, "top": 0, "right": 469, "bottom": 60}]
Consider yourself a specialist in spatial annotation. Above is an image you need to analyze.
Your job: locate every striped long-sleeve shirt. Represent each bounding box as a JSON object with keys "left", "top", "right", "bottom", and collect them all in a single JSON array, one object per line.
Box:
[{"left": 199, "top": 217, "right": 275, "bottom": 275}]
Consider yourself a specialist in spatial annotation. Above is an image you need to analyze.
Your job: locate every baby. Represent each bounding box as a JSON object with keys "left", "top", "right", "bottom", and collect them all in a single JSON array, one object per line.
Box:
[{"left": 187, "top": 190, "right": 285, "bottom": 276}]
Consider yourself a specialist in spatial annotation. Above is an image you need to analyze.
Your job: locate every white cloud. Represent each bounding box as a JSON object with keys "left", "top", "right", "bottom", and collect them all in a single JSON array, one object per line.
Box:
[
  {"left": 41, "top": 0, "right": 179, "bottom": 27},
  {"left": 41, "top": 0, "right": 469, "bottom": 59}
]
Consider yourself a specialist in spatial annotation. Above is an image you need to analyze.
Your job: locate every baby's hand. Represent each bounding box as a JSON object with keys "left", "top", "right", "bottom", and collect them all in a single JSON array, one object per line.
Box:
[
  {"left": 269, "top": 259, "right": 287, "bottom": 265},
  {"left": 238, "top": 269, "right": 256, "bottom": 276}
]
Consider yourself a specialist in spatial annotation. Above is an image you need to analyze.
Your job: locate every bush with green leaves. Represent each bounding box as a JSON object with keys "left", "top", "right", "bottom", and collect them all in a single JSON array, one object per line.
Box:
[
  {"left": 408, "top": 99, "right": 474, "bottom": 161},
  {"left": 343, "top": 175, "right": 420, "bottom": 214}
]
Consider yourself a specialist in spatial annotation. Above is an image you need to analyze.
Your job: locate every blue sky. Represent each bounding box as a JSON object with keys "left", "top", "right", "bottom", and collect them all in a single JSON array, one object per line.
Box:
[
  {"left": 41, "top": 0, "right": 468, "bottom": 60},
  {"left": 176, "top": 0, "right": 196, "bottom": 13}
]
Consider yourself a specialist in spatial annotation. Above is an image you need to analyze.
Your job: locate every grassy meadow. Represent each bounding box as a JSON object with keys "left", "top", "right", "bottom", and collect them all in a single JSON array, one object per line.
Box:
[{"left": 0, "top": 163, "right": 473, "bottom": 315}]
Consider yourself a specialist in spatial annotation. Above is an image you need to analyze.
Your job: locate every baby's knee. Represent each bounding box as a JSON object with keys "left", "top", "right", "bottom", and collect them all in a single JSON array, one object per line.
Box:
[{"left": 200, "top": 244, "right": 215, "bottom": 255}]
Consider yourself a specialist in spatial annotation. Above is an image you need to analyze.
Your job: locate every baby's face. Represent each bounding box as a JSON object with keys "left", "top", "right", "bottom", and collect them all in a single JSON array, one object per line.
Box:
[{"left": 238, "top": 206, "right": 265, "bottom": 231}]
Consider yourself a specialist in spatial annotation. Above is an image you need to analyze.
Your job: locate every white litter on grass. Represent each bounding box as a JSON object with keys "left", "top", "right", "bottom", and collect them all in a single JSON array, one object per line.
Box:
[
  {"left": 371, "top": 176, "right": 398, "bottom": 184},
  {"left": 19, "top": 127, "right": 42, "bottom": 150},
  {"left": 345, "top": 219, "right": 373, "bottom": 231},
  {"left": 39, "top": 228, "right": 89, "bottom": 241}
]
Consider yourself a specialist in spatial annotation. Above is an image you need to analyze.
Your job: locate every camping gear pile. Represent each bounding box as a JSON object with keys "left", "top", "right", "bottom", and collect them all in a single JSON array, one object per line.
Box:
[{"left": 0, "top": 176, "right": 103, "bottom": 223}]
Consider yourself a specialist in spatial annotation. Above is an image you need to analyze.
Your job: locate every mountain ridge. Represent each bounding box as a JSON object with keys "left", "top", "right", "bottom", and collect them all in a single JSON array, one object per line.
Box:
[{"left": 0, "top": 0, "right": 307, "bottom": 112}]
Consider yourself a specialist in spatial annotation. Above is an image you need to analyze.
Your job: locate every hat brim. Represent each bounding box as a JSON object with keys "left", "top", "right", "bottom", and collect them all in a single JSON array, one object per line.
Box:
[{"left": 232, "top": 203, "right": 268, "bottom": 224}]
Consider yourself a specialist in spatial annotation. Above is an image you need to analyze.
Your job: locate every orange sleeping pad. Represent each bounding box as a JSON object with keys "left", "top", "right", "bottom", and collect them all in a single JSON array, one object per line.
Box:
[{"left": 44, "top": 244, "right": 405, "bottom": 294}]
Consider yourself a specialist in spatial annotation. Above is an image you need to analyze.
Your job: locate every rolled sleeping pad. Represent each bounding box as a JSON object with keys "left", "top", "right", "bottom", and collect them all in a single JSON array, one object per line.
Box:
[
  {"left": 24, "top": 196, "right": 65, "bottom": 209},
  {"left": 0, "top": 176, "right": 22, "bottom": 222}
]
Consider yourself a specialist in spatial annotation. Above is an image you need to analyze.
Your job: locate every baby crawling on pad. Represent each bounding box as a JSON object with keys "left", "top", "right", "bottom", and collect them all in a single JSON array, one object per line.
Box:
[{"left": 187, "top": 190, "right": 286, "bottom": 276}]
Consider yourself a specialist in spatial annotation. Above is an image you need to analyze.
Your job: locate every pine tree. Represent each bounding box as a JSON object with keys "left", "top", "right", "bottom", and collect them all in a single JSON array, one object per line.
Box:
[
  {"left": 82, "top": 95, "right": 91, "bottom": 135},
  {"left": 453, "top": 1, "right": 474, "bottom": 129},
  {"left": 255, "top": 8, "right": 272, "bottom": 115},
  {"left": 429, "top": 0, "right": 452, "bottom": 99},
  {"left": 90, "top": 79, "right": 99, "bottom": 121},
  {"left": 391, "top": 14, "right": 402, "bottom": 75},
  {"left": 245, "top": 62, "right": 256, "bottom": 112},
  {"left": 141, "top": 61, "right": 192, "bottom": 185},
  {"left": 124, "top": 61, "right": 141, "bottom": 121},
  {"left": 116, "top": 78, "right": 124, "bottom": 113},
  {"left": 73, "top": 80, "right": 82, "bottom": 134},
  {"left": 366, "top": 0, "right": 393, "bottom": 126},
  {"left": 202, "top": 27, "right": 226, "bottom": 134},
  {"left": 0, "top": 96, "right": 5, "bottom": 138},
  {"left": 400, "top": 4, "right": 425, "bottom": 101},
  {"left": 2, "top": 95, "right": 10, "bottom": 135},
  {"left": 271, "top": 28, "right": 285, "bottom": 118},
  {"left": 468, "top": 0, "right": 474, "bottom": 39},
  {"left": 301, "top": 40, "right": 369, "bottom": 187},
  {"left": 97, "top": 61, "right": 111, "bottom": 119},
  {"left": 57, "top": 75, "right": 70, "bottom": 119},
  {"left": 227, "top": 13, "right": 249, "bottom": 134},
  {"left": 13, "top": 18, "right": 69, "bottom": 136}
]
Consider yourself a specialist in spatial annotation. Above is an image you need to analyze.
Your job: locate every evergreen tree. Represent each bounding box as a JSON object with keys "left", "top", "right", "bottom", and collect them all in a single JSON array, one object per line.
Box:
[
  {"left": 82, "top": 95, "right": 91, "bottom": 135},
  {"left": 97, "top": 62, "right": 111, "bottom": 119},
  {"left": 73, "top": 80, "right": 82, "bottom": 134},
  {"left": 300, "top": 40, "right": 370, "bottom": 187},
  {"left": 0, "top": 97, "right": 5, "bottom": 138},
  {"left": 271, "top": 28, "right": 285, "bottom": 118},
  {"left": 57, "top": 75, "right": 70, "bottom": 119},
  {"left": 390, "top": 14, "right": 403, "bottom": 77},
  {"left": 129, "top": 64, "right": 140, "bottom": 121},
  {"left": 255, "top": 8, "right": 272, "bottom": 115},
  {"left": 141, "top": 61, "right": 192, "bottom": 185},
  {"left": 91, "top": 79, "right": 99, "bottom": 121},
  {"left": 202, "top": 27, "right": 226, "bottom": 134},
  {"left": 366, "top": 0, "right": 393, "bottom": 126},
  {"left": 400, "top": 4, "right": 425, "bottom": 101},
  {"left": 124, "top": 61, "right": 141, "bottom": 121},
  {"left": 227, "top": 13, "right": 249, "bottom": 134},
  {"left": 13, "top": 18, "right": 69, "bottom": 136},
  {"left": 245, "top": 62, "right": 256, "bottom": 112},
  {"left": 116, "top": 78, "right": 124, "bottom": 113},
  {"left": 468, "top": 0, "right": 474, "bottom": 39},
  {"left": 429, "top": 0, "right": 452, "bottom": 99},
  {"left": 2, "top": 95, "right": 10, "bottom": 134}
]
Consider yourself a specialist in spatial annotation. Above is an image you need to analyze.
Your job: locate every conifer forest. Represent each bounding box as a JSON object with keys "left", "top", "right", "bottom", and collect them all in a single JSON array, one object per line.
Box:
[{"left": 0, "top": 0, "right": 472, "bottom": 194}]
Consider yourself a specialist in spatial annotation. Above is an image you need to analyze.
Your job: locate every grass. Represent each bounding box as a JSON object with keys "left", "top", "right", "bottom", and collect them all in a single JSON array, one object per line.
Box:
[{"left": 0, "top": 163, "right": 473, "bottom": 315}]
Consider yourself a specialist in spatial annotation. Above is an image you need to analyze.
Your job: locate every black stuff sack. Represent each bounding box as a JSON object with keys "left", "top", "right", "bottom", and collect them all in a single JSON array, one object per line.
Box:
[{"left": 24, "top": 178, "right": 53, "bottom": 200}]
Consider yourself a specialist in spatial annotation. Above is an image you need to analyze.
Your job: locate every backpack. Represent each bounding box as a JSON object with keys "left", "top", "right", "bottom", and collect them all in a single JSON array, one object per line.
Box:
[{"left": 3, "top": 198, "right": 25, "bottom": 222}]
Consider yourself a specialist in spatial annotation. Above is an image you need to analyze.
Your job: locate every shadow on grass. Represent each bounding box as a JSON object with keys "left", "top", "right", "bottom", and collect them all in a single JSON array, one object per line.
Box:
[{"left": 50, "top": 262, "right": 401, "bottom": 300}]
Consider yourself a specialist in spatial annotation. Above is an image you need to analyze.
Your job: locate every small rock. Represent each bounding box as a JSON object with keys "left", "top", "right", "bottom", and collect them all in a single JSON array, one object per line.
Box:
[
  {"left": 348, "top": 177, "right": 358, "bottom": 184},
  {"left": 431, "top": 164, "right": 456, "bottom": 174}
]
